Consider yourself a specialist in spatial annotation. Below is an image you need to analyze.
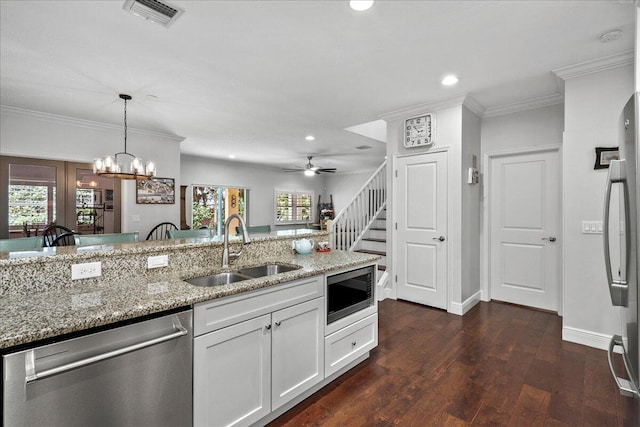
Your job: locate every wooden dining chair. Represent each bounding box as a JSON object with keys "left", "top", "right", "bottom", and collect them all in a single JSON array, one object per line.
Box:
[{"left": 146, "top": 222, "right": 179, "bottom": 240}]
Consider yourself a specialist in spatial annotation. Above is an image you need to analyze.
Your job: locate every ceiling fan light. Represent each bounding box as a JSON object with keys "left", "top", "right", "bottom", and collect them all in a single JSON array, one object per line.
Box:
[{"left": 304, "top": 169, "right": 315, "bottom": 177}]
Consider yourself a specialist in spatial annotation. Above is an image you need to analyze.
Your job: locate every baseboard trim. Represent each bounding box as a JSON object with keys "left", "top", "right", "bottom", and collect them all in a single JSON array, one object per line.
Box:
[
  {"left": 562, "top": 326, "right": 620, "bottom": 352},
  {"left": 449, "top": 291, "right": 481, "bottom": 316}
]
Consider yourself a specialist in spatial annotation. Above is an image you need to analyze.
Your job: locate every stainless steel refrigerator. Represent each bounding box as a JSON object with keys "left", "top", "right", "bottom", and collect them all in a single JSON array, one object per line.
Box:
[{"left": 604, "top": 92, "right": 639, "bottom": 405}]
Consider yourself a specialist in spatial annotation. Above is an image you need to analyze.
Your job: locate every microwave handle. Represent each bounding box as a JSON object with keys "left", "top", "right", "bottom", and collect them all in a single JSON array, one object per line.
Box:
[{"left": 602, "top": 159, "right": 630, "bottom": 307}]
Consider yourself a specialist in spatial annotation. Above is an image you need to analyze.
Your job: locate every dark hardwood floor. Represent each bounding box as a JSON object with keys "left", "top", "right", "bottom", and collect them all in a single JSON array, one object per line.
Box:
[{"left": 269, "top": 299, "right": 640, "bottom": 426}]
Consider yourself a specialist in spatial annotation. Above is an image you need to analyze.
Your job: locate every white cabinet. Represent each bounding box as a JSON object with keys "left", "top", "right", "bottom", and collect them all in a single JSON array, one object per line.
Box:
[
  {"left": 325, "top": 313, "right": 377, "bottom": 377},
  {"left": 193, "top": 276, "right": 324, "bottom": 427},
  {"left": 193, "top": 314, "right": 271, "bottom": 427},
  {"left": 272, "top": 298, "right": 324, "bottom": 410}
]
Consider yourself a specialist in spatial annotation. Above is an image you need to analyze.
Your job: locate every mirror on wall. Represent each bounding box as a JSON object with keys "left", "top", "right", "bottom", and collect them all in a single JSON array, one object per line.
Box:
[{"left": 191, "top": 185, "right": 248, "bottom": 238}]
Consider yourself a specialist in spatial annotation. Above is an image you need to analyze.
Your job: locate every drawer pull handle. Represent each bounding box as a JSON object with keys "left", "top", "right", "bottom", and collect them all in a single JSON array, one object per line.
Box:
[
  {"left": 265, "top": 324, "right": 272, "bottom": 331},
  {"left": 275, "top": 321, "right": 281, "bottom": 327},
  {"left": 351, "top": 341, "right": 357, "bottom": 347}
]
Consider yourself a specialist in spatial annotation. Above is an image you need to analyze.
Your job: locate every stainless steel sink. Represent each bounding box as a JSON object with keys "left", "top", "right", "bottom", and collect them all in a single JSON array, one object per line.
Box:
[
  {"left": 236, "top": 263, "right": 301, "bottom": 278},
  {"left": 185, "top": 263, "right": 301, "bottom": 287},
  {"left": 185, "top": 272, "right": 253, "bottom": 287}
]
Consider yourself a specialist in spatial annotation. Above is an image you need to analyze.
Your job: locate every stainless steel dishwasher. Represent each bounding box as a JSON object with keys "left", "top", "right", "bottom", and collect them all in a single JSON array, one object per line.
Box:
[{"left": 2, "top": 309, "right": 193, "bottom": 427}]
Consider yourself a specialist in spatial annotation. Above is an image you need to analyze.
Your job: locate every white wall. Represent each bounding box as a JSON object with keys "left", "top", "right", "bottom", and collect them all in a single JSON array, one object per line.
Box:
[
  {"left": 385, "top": 99, "right": 478, "bottom": 311},
  {"left": 324, "top": 170, "right": 377, "bottom": 215},
  {"left": 562, "top": 64, "right": 634, "bottom": 345},
  {"left": 481, "top": 104, "right": 565, "bottom": 153},
  {"left": 0, "top": 107, "right": 182, "bottom": 239},
  {"left": 461, "top": 106, "right": 481, "bottom": 302},
  {"left": 180, "top": 154, "right": 327, "bottom": 229}
]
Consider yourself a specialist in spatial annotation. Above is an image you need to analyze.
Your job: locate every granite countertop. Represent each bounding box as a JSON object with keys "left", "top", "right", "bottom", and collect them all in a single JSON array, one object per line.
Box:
[{"left": 0, "top": 250, "right": 378, "bottom": 350}]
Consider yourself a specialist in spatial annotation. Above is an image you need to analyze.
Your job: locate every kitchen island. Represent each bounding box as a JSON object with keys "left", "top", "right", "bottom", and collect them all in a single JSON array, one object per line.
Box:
[
  {"left": 0, "top": 229, "right": 377, "bottom": 349},
  {"left": 1, "top": 230, "right": 379, "bottom": 427}
]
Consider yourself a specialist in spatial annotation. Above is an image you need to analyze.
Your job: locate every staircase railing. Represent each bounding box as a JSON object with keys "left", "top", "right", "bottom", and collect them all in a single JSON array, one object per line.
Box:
[{"left": 330, "top": 160, "right": 387, "bottom": 251}]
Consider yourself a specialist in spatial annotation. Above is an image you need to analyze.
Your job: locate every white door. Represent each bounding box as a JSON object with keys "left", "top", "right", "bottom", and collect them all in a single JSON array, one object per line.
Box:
[
  {"left": 193, "top": 314, "right": 271, "bottom": 427},
  {"left": 489, "top": 149, "right": 560, "bottom": 311},
  {"left": 396, "top": 151, "right": 448, "bottom": 309},
  {"left": 271, "top": 298, "right": 324, "bottom": 411}
]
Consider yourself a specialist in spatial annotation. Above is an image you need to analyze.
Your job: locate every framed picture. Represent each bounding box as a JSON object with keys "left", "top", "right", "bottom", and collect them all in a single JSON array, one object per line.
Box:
[
  {"left": 136, "top": 177, "right": 176, "bottom": 204},
  {"left": 105, "top": 189, "right": 114, "bottom": 202},
  {"left": 594, "top": 147, "right": 619, "bottom": 170},
  {"left": 104, "top": 203, "right": 114, "bottom": 211}
]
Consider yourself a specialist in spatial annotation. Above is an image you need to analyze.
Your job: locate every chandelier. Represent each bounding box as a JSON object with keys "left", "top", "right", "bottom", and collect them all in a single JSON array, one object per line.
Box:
[{"left": 93, "top": 94, "right": 156, "bottom": 180}]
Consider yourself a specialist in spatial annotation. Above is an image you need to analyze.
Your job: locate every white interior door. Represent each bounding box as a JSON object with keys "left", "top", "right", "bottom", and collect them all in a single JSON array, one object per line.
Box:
[
  {"left": 396, "top": 151, "right": 448, "bottom": 309},
  {"left": 489, "top": 149, "right": 560, "bottom": 311}
]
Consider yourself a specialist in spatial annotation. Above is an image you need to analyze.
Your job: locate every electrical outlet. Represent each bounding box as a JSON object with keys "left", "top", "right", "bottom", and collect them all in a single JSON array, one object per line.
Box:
[
  {"left": 71, "top": 261, "right": 102, "bottom": 280},
  {"left": 147, "top": 255, "right": 168, "bottom": 269}
]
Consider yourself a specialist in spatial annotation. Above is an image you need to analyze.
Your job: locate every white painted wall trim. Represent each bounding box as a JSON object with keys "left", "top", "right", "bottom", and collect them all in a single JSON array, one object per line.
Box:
[
  {"left": 376, "top": 270, "right": 390, "bottom": 301},
  {"left": 483, "top": 93, "right": 564, "bottom": 118},
  {"left": 481, "top": 144, "right": 563, "bottom": 313},
  {"left": 449, "top": 290, "right": 481, "bottom": 316},
  {"left": 562, "top": 326, "right": 621, "bottom": 353},
  {"left": 1, "top": 105, "right": 185, "bottom": 142},
  {"left": 553, "top": 50, "right": 634, "bottom": 81}
]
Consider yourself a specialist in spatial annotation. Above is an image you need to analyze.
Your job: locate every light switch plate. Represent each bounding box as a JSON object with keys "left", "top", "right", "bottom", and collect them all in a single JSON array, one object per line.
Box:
[
  {"left": 71, "top": 261, "right": 102, "bottom": 280},
  {"left": 582, "top": 221, "right": 603, "bottom": 234},
  {"left": 148, "top": 255, "right": 168, "bottom": 269}
]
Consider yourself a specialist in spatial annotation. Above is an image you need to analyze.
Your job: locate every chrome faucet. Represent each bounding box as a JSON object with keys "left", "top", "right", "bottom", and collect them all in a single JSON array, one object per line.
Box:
[{"left": 222, "top": 213, "right": 252, "bottom": 268}]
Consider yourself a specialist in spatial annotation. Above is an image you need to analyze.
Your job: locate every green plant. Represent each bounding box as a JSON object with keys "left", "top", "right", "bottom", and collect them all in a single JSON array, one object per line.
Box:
[{"left": 192, "top": 203, "right": 212, "bottom": 229}]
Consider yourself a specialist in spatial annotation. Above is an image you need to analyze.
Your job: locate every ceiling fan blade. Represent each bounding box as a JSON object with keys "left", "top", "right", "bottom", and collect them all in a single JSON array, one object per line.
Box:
[
  {"left": 282, "top": 168, "right": 303, "bottom": 172},
  {"left": 317, "top": 168, "right": 337, "bottom": 173}
]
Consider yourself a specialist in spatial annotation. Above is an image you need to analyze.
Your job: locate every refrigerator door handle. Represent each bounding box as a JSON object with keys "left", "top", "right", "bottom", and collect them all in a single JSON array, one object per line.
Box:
[
  {"left": 607, "top": 335, "right": 639, "bottom": 397},
  {"left": 603, "top": 159, "right": 630, "bottom": 306}
]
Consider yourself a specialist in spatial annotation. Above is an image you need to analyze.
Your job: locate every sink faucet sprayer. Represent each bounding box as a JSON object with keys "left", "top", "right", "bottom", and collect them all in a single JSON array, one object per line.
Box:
[{"left": 222, "top": 213, "right": 252, "bottom": 268}]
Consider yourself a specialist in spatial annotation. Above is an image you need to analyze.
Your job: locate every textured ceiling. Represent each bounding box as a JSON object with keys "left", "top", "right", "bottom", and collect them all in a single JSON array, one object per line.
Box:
[{"left": 0, "top": 0, "right": 635, "bottom": 173}]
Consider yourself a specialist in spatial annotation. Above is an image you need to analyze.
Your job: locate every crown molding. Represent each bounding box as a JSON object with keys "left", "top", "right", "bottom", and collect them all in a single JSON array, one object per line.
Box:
[
  {"left": 552, "top": 50, "right": 634, "bottom": 81},
  {"left": 483, "top": 93, "right": 564, "bottom": 118},
  {"left": 461, "top": 95, "right": 486, "bottom": 117},
  {"left": 0, "top": 105, "right": 185, "bottom": 143}
]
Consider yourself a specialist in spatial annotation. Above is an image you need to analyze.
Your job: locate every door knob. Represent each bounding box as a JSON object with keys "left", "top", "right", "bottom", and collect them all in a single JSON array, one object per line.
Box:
[
  {"left": 542, "top": 237, "right": 557, "bottom": 242},
  {"left": 432, "top": 236, "right": 445, "bottom": 242}
]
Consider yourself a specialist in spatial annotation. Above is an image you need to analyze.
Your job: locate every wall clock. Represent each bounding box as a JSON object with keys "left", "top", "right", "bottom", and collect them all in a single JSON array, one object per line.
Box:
[{"left": 404, "top": 113, "right": 435, "bottom": 148}]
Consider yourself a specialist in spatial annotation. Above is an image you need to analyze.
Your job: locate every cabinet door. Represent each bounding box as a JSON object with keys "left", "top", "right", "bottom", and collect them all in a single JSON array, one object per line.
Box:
[
  {"left": 271, "top": 298, "right": 324, "bottom": 410},
  {"left": 194, "top": 314, "right": 271, "bottom": 427}
]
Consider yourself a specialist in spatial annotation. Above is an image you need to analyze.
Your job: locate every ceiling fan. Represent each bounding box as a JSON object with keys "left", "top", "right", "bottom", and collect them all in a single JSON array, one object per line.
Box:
[{"left": 283, "top": 156, "right": 337, "bottom": 176}]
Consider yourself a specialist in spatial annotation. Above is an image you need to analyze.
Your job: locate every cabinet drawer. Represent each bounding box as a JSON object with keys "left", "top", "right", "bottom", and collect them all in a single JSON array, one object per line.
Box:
[
  {"left": 324, "top": 313, "right": 377, "bottom": 377},
  {"left": 194, "top": 275, "right": 323, "bottom": 336}
]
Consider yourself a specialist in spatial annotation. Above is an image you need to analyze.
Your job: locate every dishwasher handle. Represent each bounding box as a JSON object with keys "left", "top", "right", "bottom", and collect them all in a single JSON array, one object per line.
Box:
[{"left": 25, "top": 317, "right": 188, "bottom": 384}]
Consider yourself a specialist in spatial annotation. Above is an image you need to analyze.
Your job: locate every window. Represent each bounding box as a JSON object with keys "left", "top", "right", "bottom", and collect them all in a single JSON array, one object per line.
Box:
[
  {"left": 191, "top": 185, "right": 247, "bottom": 236},
  {"left": 7, "top": 163, "right": 57, "bottom": 231},
  {"left": 275, "top": 190, "right": 313, "bottom": 223}
]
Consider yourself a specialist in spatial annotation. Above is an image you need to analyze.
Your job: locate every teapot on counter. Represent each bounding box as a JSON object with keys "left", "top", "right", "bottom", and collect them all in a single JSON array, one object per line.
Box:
[{"left": 292, "top": 238, "right": 315, "bottom": 254}]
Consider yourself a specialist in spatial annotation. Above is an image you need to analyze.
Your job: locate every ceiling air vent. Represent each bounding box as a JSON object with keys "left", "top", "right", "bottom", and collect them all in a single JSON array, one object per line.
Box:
[
  {"left": 355, "top": 145, "right": 372, "bottom": 150},
  {"left": 123, "top": 0, "right": 184, "bottom": 28}
]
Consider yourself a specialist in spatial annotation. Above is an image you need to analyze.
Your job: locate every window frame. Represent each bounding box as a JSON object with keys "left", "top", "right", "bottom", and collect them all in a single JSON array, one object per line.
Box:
[{"left": 274, "top": 189, "right": 314, "bottom": 224}]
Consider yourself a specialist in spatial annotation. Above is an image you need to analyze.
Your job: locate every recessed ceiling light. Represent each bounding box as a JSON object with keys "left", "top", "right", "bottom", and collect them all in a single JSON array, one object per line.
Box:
[
  {"left": 600, "top": 29, "right": 623, "bottom": 43},
  {"left": 441, "top": 75, "right": 459, "bottom": 86},
  {"left": 350, "top": 0, "right": 374, "bottom": 12},
  {"left": 228, "top": 154, "right": 236, "bottom": 159},
  {"left": 305, "top": 135, "right": 315, "bottom": 141}
]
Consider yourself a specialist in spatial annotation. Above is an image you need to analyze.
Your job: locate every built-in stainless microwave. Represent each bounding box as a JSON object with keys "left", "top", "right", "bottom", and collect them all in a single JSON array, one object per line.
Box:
[{"left": 326, "top": 265, "right": 375, "bottom": 325}]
